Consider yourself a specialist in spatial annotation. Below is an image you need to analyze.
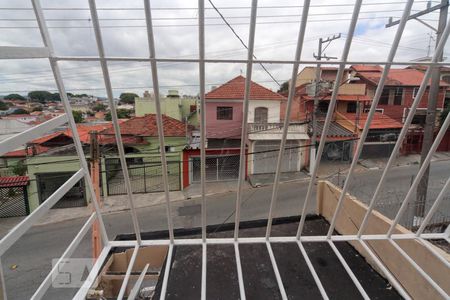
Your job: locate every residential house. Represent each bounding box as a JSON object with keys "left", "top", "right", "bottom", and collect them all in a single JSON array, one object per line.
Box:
[{"left": 135, "top": 90, "right": 199, "bottom": 126}]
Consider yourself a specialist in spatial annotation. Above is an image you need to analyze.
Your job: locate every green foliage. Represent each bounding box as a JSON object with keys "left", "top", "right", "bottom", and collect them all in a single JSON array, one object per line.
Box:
[
  {"left": 11, "top": 108, "right": 29, "bottom": 115},
  {"left": 72, "top": 110, "right": 84, "bottom": 123},
  {"left": 27, "top": 91, "right": 61, "bottom": 102},
  {"left": 105, "top": 109, "right": 132, "bottom": 121},
  {"left": 119, "top": 92, "right": 138, "bottom": 104},
  {"left": 4, "top": 93, "right": 25, "bottom": 100},
  {"left": 11, "top": 161, "right": 27, "bottom": 176},
  {"left": 92, "top": 103, "right": 107, "bottom": 112},
  {"left": 0, "top": 101, "right": 8, "bottom": 111},
  {"left": 277, "top": 81, "right": 289, "bottom": 94}
]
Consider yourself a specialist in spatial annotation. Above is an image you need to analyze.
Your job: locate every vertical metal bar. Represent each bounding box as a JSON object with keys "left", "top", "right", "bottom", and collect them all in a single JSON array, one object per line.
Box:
[
  {"left": 87, "top": 0, "right": 142, "bottom": 245},
  {"left": 143, "top": 0, "right": 175, "bottom": 242},
  {"left": 387, "top": 110, "right": 450, "bottom": 237},
  {"left": 234, "top": 242, "right": 246, "bottom": 300},
  {"left": 388, "top": 240, "right": 448, "bottom": 298},
  {"left": 358, "top": 20, "right": 450, "bottom": 238},
  {"left": 327, "top": 241, "right": 370, "bottom": 299},
  {"left": 326, "top": 0, "right": 414, "bottom": 238},
  {"left": 234, "top": 0, "right": 258, "bottom": 240},
  {"left": 31, "top": 0, "right": 108, "bottom": 244},
  {"left": 297, "top": 0, "right": 363, "bottom": 238},
  {"left": 416, "top": 175, "right": 450, "bottom": 236},
  {"left": 159, "top": 244, "right": 174, "bottom": 300},
  {"left": 265, "top": 0, "right": 311, "bottom": 238},
  {"left": 265, "top": 242, "right": 288, "bottom": 300},
  {"left": 0, "top": 259, "right": 7, "bottom": 300},
  {"left": 296, "top": 241, "right": 329, "bottom": 299},
  {"left": 198, "top": 2, "right": 208, "bottom": 298},
  {"left": 359, "top": 241, "right": 411, "bottom": 300},
  {"left": 117, "top": 245, "right": 140, "bottom": 300}
]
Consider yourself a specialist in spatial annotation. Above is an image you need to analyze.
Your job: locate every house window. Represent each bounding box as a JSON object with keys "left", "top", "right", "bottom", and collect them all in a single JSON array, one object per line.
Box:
[
  {"left": 216, "top": 106, "right": 233, "bottom": 120},
  {"left": 159, "top": 145, "right": 175, "bottom": 153},
  {"left": 379, "top": 88, "right": 390, "bottom": 105},
  {"left": 346, "top": 102, "right": 357, "bottom": 113},
  {"left": 394, "top": 88, "right": 403, "bottom": 105},
  {"left": 254, "top": 107, "right": 268, "bottom": 123},
  {"left": 364, "top": 108, "right": 384, "bottom": 114}
]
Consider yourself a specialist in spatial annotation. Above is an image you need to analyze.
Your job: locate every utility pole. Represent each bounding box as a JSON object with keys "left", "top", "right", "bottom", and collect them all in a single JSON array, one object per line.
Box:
[
  {"left": 89, "top": 130, "right": 102, "bottom": 259},
  {"left": 386, "top": 0, "right": 448, "bottom": 225},
  {"left": 310, "top": 34, "right": 341, "bottom": 173}
]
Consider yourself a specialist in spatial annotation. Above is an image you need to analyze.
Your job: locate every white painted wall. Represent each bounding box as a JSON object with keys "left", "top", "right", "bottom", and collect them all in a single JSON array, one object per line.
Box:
[{"left": 247, "top": 100, "right": 281, "bottom": 123}]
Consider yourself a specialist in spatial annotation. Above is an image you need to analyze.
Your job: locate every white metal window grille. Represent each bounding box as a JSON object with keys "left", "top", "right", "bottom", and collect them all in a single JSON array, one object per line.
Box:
[{"left": 0, "top": 0, "right": 449, "bottom": 299}]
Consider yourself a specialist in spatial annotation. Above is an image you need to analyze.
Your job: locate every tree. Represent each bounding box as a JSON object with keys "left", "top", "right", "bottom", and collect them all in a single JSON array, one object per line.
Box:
[
  {"left": 277, "top": 81, "right": 289, "bottom": 94},
  {"left": 92, "top": 103, "right": 107, "bottom": 112},
  {"left": 4, "top": 93, "right": 25, "bottom": 100},
  {"left": 119, "top": 92, "right": 138, "bottom": 104},
  {"left": 11, "top": 160, "right": 27, "bottom": 176},
  {"left": 72, "top": 110, "right": 84, "bottom": 123},
  {"left": 28, "top": 90, "right": 53, "bottom": 103},
  {"left": 105, "top": 109, "right": 132, "bottom": 121},
  {"left": 11, "top": 108, "right": 29, "bottom": 114},
  {"left": 0, "top": 101, "right": 8, "bottom": 111}
]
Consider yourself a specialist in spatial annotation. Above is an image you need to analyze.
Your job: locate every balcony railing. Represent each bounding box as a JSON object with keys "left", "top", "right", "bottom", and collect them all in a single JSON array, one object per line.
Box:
[{"left": 248, "top": 122, "right": 306, "bottom": 133}]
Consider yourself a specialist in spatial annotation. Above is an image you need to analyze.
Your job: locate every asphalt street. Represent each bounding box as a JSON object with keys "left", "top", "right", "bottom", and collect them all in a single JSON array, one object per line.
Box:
[{"left": 3, "top": 160, "right": 450, "bottom": 299}]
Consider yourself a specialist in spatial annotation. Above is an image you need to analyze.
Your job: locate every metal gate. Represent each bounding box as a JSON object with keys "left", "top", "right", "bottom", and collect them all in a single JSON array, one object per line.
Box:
[
  {"left": 322, "top": 140, "right": 353, "bottom": 161},
  {"left": 253, "top": 140, "right": 300, "bottom": 174},
  {"left": 105, "top": 158, "right": 181, "bottom": 195},
  {"left": 191, "top": 155, "right": 240, "bottom": 182},
  {"left": 0, "top": 185, "right": 29, "bottom": 218},
  {"left": 37, "top": 173, "right": 87, "bottom": 208}
]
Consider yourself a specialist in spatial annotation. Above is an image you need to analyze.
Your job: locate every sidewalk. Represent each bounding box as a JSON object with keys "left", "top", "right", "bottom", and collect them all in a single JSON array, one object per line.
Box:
[
  {"left": 358, "top": 152, "right": 450, "bottom": 170},
  {"left": 183, "top": 180, "right": 250, "bottom": 198},
  {"left": 248, "top": 172, "right": 309, "bottom": 187}
]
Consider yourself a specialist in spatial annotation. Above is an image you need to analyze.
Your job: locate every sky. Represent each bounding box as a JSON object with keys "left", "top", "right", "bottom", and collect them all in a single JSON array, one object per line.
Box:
[{"left": 0, "top": 0, "right": 447, "bottom": 98}]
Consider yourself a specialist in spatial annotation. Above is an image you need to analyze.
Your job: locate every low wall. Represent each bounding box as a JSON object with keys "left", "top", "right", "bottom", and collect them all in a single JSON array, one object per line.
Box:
[{"left": 317, "top": 180, "right": 450, "bottom": 300}]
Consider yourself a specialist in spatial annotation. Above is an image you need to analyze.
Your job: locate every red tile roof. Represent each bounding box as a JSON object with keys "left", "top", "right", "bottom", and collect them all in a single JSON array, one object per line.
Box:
[
  {"left": 0, "top": 176, "right": 29, "bottom": 187},
  {"left": 302, "top": 95, "right": 372, "bottom": 102},
  {"left": 3, "top": 145, "right": 50, "bottom": 157},
  {"left": 351, "top": 65, "right": 383, "bottom": 72},
  {"left": 339, "top": 112, "right": 403, "bottom": 130},
  {"left": 101, "top": 114, "right": 186, "bottom": 137},
  {"left": 205, "top": 75, "right": 286, "bottom": 100}
]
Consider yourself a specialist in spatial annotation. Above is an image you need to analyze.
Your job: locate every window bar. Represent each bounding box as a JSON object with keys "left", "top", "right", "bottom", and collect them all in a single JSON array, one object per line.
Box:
[
  {"left": 416, "top": 175, "right": 450, "bottom": 236},
  {"left": 198, "top": 1, "right": 208, "bottom": 298},
  {"left": 388, "top": 240, "right": 449, "bottom": 298},
  {"left": 326, "top": 0, "right": 414, "bottom": 239},
  {"left": 265, "top": 242, "right": 288, "bottom": 300},
  {"left": 359, "top": 241, "right": 411, "bottom": 300},
  {"left": 143, "top": 0, "right": 175, "bottom": 242},
  {"left": 297, "top": 0, "right": 363, "bottom": 238},
  {"left": 265, "top": 0, "right": 311, "bottom": 238},
  {"left": 87, "top": 0, "right": 142, "bottom": 244},
  {"left": 416, "top": 238, "right": 450, "bottom": 268},
  {"left": 357, "top": 19, "right": 450, "bottom": 238},
  {"left": 327, "top": 241, "right": 370, "bottom": 299},
  {"left": 234, "top": 242, "right": 246, "bottom": 300},
  {"left": 296, "top": 241, "right": 329, "bottom": 299},
  {"left": 234, "top": 0, "right": 258, "bottom": 239},
  {"left": 54, "top": 55, "right": 450, "bottom": 67},
  {"left": 159, "top": 244, "right": 174, "bottom": 300},
  {"left": 387, "top": 109, "right": 450, "bottom": 237},
  {"left": 31, "top": 0, "right": 109, "bottom": 245},
  {"left": 31, "top": 212, "right": 97, "bottom": 300},
  {"left": 117, "top": 244, "right": 140, "bottom": 300},
  {"left": 128, "top": 264, "right": 150, "bottom": 300}
]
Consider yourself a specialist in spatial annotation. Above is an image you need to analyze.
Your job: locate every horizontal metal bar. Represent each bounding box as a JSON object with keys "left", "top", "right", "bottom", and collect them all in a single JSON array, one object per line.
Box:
[
  {"left": 0, "top": 169, "right": 84, "bottom": 257},
  {"left": 128, "top": 263, "right": 149, "bottom": 300},
  {"left": 72, "top": 244, "right": 111, "bottom": 300},
  {"left": 53, "top": 56, "right": 450, "bottom": 66},
  {"left": 0, "top": 113, "right": 67, "bottom": 157},
  {"left": 359, "top": 240, "right": 411, "bottom": 300},
  {"left": 117, "top": 244, "right": 140, "bottom": 300},
  {"left": 106, "top": 232, "right": 446, "bottom": 247},
  {"left": 31, "top": 213, "right": 96, "bottom": 300},
  {"left": 0, "top": 46, "right": 50, "bottom": 59},
  {"left": 388, "top": 239, "right": 448, "bottom": 299}
]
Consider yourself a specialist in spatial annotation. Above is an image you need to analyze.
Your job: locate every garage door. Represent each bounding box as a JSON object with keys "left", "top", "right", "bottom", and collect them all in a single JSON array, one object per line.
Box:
[
  {"left": 192, "top": 155, "right": 240, "bottom": 182},
  {"left": 253, "top": 140, "right": 300, "bottom": 174}
]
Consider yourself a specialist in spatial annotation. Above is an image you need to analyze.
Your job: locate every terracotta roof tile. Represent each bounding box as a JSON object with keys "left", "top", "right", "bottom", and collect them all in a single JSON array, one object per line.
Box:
[
  {"left": 205, "top": 75, "right": 286, "bottom": 100},
  {"left": 0, "top": 176, "right": 29, "bottom": 187},
  {"left": 339, "top": 112, "right": 403, "bottom": 130},
  {"left": 101, "top": 114, "right": 186, "bottom": 137},
  {"left": 302, "top": 95, "right": 372, "bottom": 101}
]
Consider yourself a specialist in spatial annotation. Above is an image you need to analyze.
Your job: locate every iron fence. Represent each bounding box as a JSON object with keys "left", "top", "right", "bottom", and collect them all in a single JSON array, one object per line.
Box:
[{"left": 0, "top": 186, "right": 29, "bottom": 218}]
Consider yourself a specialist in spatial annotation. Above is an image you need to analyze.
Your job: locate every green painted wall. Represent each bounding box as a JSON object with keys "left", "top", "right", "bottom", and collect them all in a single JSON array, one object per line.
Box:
[{"left": 135, "top": 96, "right": 199, "bottom": 126}]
